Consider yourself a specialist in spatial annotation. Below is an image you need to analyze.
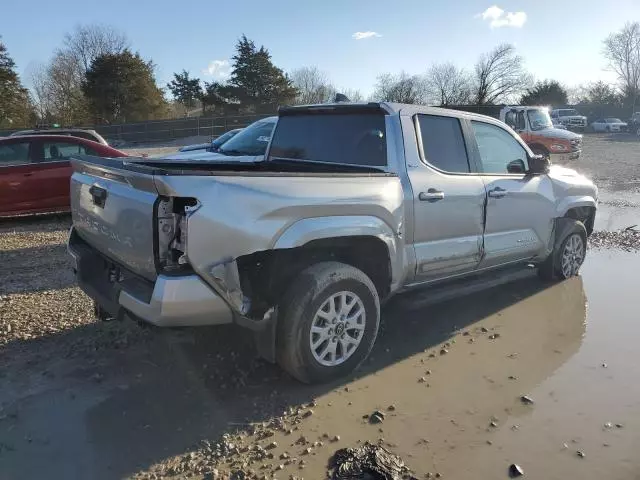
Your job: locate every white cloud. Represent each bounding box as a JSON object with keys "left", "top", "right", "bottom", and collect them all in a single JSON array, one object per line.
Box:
[
  {"left": 478, "top": 5, "right": 527, "bottom": 28},
  {"left": 202, "top": 60, "right": 231, "bottom": 79},
  {"left": 352, "top": 31, "right": 381, "bottom": 40}
]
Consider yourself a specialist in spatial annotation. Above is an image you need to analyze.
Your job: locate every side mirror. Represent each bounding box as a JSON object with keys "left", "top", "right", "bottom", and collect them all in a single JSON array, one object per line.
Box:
[
  {"left": 507, "top": 159, "right": 526, "bottom": 174},
  {"left": 527, "top": 154, "right": 551, "bottom": 175}
]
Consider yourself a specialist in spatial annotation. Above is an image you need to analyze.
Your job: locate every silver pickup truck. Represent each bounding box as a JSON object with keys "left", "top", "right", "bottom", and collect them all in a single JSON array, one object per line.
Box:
[{"left": 67, "top": 102, "right": 597, "bottom": 383}]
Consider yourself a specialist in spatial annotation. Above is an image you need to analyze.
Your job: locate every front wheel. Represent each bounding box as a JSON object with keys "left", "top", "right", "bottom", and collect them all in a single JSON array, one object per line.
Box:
[
  {"left": 538, "top": 219, "right": 587, "bottom": 281},
  {"left": 276, "top": 262, "right": 380, "bottom": 384}
]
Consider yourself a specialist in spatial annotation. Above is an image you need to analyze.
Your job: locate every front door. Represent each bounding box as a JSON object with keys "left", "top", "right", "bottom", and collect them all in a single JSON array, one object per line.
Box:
[
  {"left": 469, "top": 119, "right": 556, "bottom": 268},
  {"left": 406, "top": 113, "right": 486, "bottom": 282},
  {"left": 0, "top": 139, "right": 38, "bottom": 216}
]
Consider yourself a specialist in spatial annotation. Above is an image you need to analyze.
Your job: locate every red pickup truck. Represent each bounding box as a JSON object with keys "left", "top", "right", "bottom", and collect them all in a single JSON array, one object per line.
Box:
[{"left": 0, "top": 135, "right": 128, "bottom": 217}]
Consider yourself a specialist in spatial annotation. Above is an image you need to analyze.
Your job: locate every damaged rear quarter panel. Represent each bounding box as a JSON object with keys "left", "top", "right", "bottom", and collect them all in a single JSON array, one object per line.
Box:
[{"left": 154, "top": 172, "right": 405, "bottom": 291}]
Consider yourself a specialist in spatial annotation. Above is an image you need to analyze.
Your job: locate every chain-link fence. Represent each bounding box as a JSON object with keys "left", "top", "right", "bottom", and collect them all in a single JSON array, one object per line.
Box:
[{"left": 0, "top": 113, "right": 274, "bottom": 144}]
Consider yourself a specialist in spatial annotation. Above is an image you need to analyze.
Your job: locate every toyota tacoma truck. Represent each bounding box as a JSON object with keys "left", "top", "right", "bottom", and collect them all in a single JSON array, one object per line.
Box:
[
  {"left": 500, "top": 106, "right": 582, "bottom": 163},
  {"left": 67, "top": 102, "right": 597, "bottom": 383}
]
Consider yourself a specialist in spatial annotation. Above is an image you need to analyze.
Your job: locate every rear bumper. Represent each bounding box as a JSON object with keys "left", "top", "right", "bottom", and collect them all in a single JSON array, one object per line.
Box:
[{"left": 68, "top": 227, "right": 233, "bottom": 327}]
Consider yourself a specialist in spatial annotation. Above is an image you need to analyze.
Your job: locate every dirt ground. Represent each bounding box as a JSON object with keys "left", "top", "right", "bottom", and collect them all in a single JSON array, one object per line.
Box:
[{"left": 1, "top": 134, "right": 639, "bottom": 480}]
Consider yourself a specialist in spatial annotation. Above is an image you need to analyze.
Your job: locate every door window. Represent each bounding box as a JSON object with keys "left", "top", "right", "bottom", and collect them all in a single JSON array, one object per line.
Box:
[
  {"left": 416, "top": 114, "right": 470, "bottom": 173},
  {"left": 471, "top": 121, "right": 529, "bottom": 174},
  {"left": 42, "top": 142, "right": 88, "bottom": 161},
  {"left": 0, "top": 142, "right": 31, "bottom": 166}
]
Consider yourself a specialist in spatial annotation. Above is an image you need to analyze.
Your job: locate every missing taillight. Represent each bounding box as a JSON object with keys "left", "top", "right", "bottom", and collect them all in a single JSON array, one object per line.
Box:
[{"left": 156, "top": 197, "right": 198, "bottom": 273}]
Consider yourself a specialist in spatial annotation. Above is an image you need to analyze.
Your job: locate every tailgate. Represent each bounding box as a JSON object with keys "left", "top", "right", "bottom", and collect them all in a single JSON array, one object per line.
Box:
[{"left": 70, "top": 156, "right": 159, "bottom": 281}]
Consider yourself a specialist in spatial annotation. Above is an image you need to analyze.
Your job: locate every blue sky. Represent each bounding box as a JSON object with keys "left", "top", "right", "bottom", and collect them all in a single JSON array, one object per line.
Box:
[{"left": 3, "top": 0, "right": 639, "bottom": 97}]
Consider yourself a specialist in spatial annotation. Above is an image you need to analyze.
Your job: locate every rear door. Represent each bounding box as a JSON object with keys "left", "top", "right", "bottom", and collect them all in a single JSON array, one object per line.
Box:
[
  {"left": 469, "top": 119, "right": 556, "bottom": 268},
  {"left": 31, "top": 140, "right": 81, "bottom": 210},
  {"left": 0, "top": 139, "right": 38, "bottom": 215},
  {"left": 405, "top": 113, "right": 486, "bottom": 281}
]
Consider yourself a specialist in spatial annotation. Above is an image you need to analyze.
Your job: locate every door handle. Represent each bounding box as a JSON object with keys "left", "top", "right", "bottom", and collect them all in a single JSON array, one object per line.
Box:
[
  {"left": 419, "top": 188, "right": 445, "bottom": 202},
  {"left": 23, "top": 173, "right": 33, "bottom": 177},
  {"left": 488, "top": 187, "right": 507, "bottom": 199},
  {"left": 89, "top": 185, "right": 107, "bottom": 207}
]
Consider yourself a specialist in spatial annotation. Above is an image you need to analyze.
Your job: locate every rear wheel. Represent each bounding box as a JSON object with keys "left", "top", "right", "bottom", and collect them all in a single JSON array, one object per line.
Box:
[
  {"left": 277, "top": 261, "right": 380, "bottom": 384},
  {"left": 538, "top": 219, "right": 587, "bottom": 281}
]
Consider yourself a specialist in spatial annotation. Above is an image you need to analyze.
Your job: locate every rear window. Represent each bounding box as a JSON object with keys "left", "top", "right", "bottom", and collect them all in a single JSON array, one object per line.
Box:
[
  {"left": 416, "top": 114, "right": 470, "bottom": 173},
  {"left": 268, "top": 114, "right": 387, "bottom": 167}
]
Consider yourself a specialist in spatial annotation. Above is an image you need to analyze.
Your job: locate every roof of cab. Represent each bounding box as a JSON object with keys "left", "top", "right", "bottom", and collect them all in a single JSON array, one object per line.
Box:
[{"left": 279, "top": 102, "right": 498, "bottom": 123}]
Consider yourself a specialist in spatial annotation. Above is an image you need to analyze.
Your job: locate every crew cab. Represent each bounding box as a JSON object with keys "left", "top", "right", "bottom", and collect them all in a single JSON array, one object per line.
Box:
[
  {"left": 67, "top": 103, "right": 598, "bottom": 383},
  {"left": 500, "top": 106, "right": 582, "bottom": 163}
]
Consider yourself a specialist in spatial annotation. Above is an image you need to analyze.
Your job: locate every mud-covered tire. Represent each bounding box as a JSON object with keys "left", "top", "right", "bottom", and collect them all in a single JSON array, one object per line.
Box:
[
  {"left": 276, "top": 261, "right": 380, "bottom": 384},
  {"left": 538, "top": 219, "right": 588, "bottom": 281}
]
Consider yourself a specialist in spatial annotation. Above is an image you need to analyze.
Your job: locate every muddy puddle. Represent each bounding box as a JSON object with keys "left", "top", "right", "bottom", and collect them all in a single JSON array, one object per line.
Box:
[
  {"left": 1, "top": 251, "right": 639, "bottom": 480},
  {"left": 595, "top": 190, "right": 640, "bottom": 232}
]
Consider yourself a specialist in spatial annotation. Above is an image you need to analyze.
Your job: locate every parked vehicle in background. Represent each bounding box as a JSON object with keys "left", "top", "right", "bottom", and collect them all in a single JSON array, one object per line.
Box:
[
  {"left": 550, "top": 108, "right": 588, "bottom": 131},
  {"left": 9, "top": 128, "right": 109, "bottom": 146},
  {"left": 161, "top": 117, "right": 277, "bottom": 162},
  {"left": 0, "top": 135, "right": 128, "bottom": 217},
  {"left": 500, "top": 106, "right": 582, "bottom": 162},
  {"left": 628, "top": 112, "right": 640, "bottom": 136},
  {"left": 67, "top": 102, "right": 597, "bottom": 383},
  {"left": 590, "top": 118, "right": 628, "bottom": 133},
  {"left": 178, "top": 128, "right": 242, "bottom": 153}
]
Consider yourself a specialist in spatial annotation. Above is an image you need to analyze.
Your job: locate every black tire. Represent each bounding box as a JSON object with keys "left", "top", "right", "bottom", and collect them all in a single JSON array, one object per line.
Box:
[
  {"left": 538, "top": 219, "right": 587, "bottom": 281},
  {"left": 276, "top": 261, "right": 380, "bottom": 384},
  {"left": 94, "top": 301, "right": 115, "bottom": 322}
]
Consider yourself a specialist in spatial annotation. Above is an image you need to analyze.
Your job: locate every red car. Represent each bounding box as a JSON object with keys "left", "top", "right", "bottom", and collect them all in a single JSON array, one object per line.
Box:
[{"left": 0, "top": 135, "right": 129, "bottom": 217}]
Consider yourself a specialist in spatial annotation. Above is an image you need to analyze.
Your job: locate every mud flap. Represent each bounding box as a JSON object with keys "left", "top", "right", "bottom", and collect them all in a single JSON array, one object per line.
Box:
[{"left": 234, "top": 306, "right": 278, "bottom": 363}]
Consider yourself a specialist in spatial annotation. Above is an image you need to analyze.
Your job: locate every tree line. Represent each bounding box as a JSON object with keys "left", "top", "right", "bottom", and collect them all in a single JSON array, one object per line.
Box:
[{"left": 1, "top": 21, "right": 639, "bottom": 130}]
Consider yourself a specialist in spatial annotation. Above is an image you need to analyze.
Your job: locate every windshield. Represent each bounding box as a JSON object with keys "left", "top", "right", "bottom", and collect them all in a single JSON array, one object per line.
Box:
[
  {"left": 210, "top": 129, "right": 240, "bottom": 150},
  {"left": 606, "top": 118, "right": 623, "bottom": 123},
  {"left": 526, "top": 109, "right": 553, "bottom": 131},
  {"left": 217, "top": 119, "right": 276, "bottom": 156},
  {"left": 561, "top": 109, "right": 579, "bottom": 116}
]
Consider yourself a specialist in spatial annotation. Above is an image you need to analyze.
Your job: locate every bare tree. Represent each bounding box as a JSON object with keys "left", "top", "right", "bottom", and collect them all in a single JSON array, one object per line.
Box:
[
  {"left": 371, "top": 72, "right": 428, "bottom": 104},
  {"left": 473, "top": 44, "right": 532, "bottom": 105},
  {"left": 28, "top": 62, "right": 52, "bottom": 120},
  {"left": 426, "top": 62, "right": 472, "bottom": 105},
  {"left": 339, "top": 88, "right": 364, "bottom": 102},
  {"left": 63, "top": 24, "right": 129, "bottom": 74},
  {"left": 290, "top": 66, "right": 336, "bottom": 104},
  {"left": 46, "top": 51, "right": 88, "bottom": 124},
  {"left": 603, "top": 22, "right": 640, "bottom": 111}
]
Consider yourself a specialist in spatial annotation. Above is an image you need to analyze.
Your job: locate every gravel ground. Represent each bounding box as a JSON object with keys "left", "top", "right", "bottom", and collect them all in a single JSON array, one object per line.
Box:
[{"left": 576, "top": 133, "right": 640, "bottom": 193}]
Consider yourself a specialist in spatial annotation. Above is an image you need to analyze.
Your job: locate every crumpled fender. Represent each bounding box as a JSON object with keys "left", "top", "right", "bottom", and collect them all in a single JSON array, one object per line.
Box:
[
  {"left": 273, "top": 215, "right": 404, "bottom": 290},
  {"left": 555, "top": 195, "right": 597, "bottom": 217}
]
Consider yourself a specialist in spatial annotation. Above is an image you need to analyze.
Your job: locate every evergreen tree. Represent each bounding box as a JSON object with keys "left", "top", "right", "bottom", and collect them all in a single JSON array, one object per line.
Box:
[
  {"left": 227, "top": 35, "right": 298, "bottom": 112},
  {"left": 0, "top": 39, "right": 34, "bottom": 128},
  {"left": 167, "top": 70, "right": 202, "bottom": 110},
  {"left": 83, "top": 50, "right": 167, "bottom": 123}
]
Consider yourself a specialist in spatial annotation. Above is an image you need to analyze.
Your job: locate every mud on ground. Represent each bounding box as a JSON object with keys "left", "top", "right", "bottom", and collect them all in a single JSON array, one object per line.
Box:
[{"left": 1, "top": 137, "right": 639, "bottom": 480}]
